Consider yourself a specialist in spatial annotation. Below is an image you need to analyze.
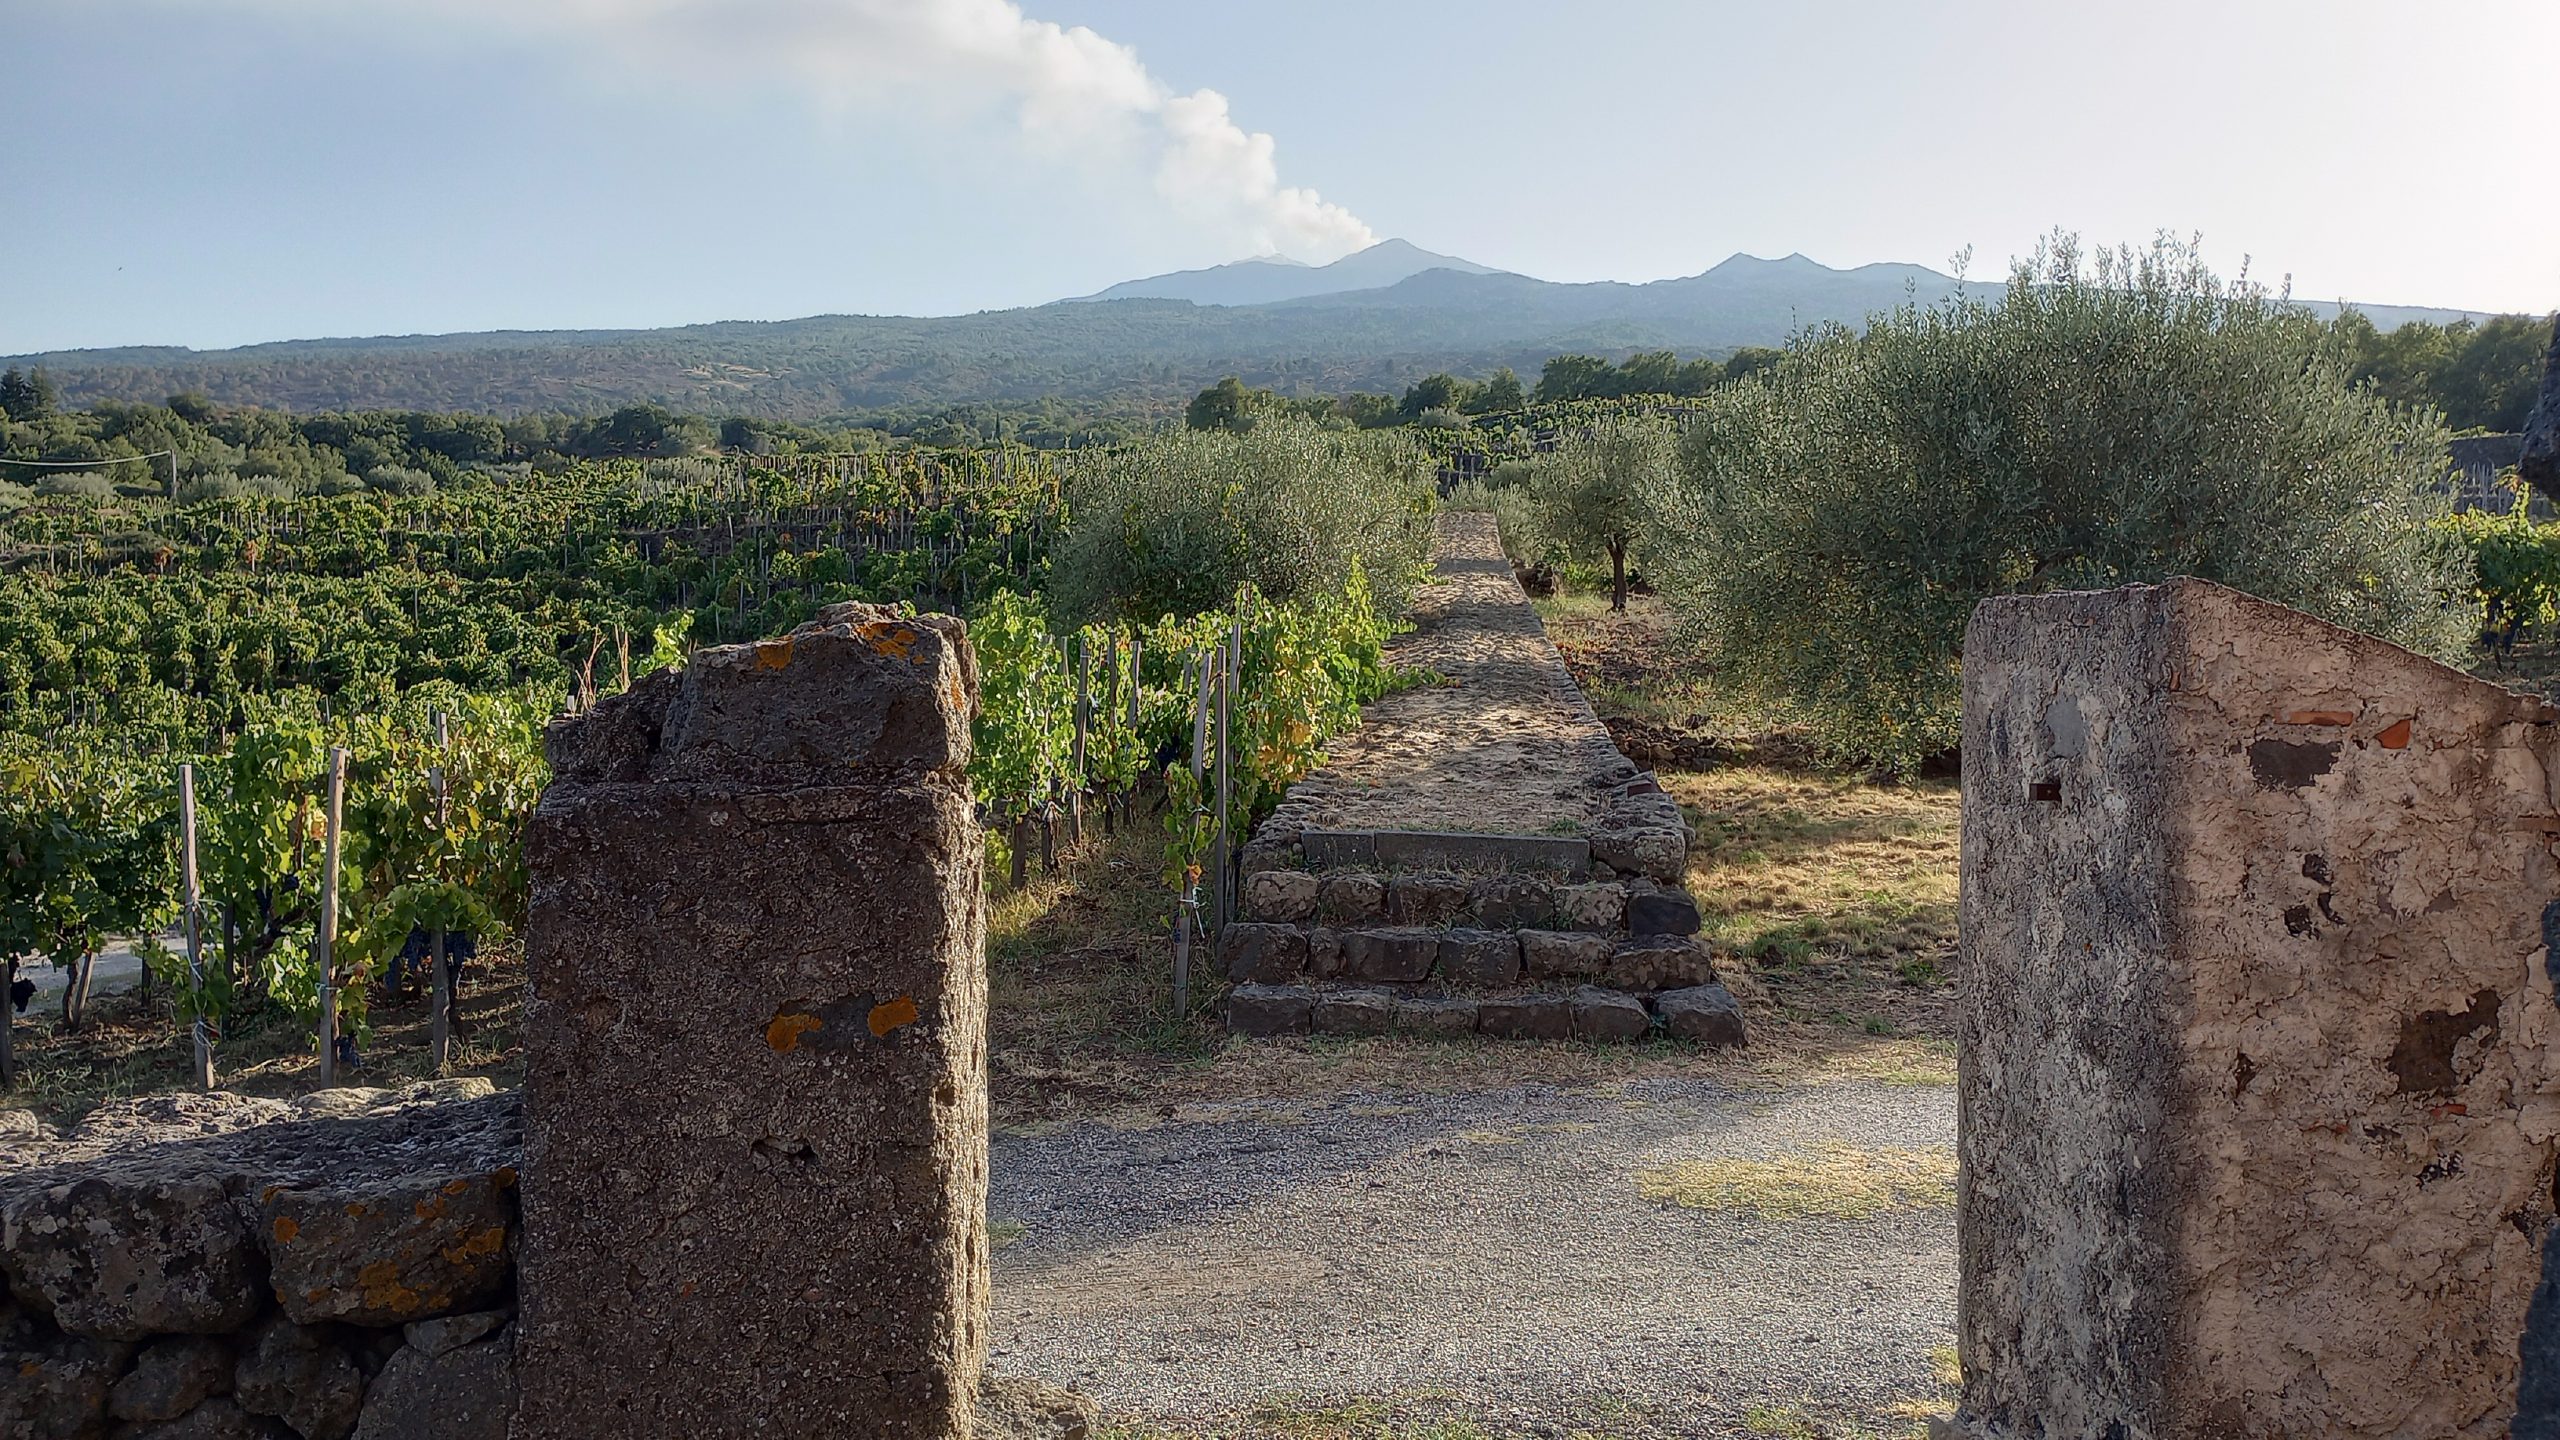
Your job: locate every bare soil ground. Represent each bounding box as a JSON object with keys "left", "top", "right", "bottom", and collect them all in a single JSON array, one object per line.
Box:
[{"left": 1285, "top": 512, "right": 1627, "bottom": 837}]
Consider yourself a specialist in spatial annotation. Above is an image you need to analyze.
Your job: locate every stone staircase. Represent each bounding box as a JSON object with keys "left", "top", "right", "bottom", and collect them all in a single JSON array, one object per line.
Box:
[{"left": 1219, "top": 771, "right": 1746, "bottom": 1046}]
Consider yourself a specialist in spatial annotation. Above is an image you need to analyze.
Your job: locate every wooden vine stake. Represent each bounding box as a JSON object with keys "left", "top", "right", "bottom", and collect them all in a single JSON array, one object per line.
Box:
[
  {"left": 180, "top": 763, "right": 214, "bottom": 1090},
  {"left": 430, "top": 708, "right": 453, "bottom": 1074},
  {"left": 1069, "top": 635, "right": 1089, "bottom": 845},
  {"left": 314, "top": 746, "right": 348, "bottom": 1088},
  {"left": 1211, "top": 612, "right": 1237, "bottom": 933}
]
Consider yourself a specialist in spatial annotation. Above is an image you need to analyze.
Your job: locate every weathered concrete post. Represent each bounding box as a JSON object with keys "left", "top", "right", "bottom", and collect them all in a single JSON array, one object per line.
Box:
[
  {"left": 516, "top": 604, "right": 987, "bottom": 1439},
  {"left": 1954, "top": 578, "right": 2560, "bottom": 1439}
]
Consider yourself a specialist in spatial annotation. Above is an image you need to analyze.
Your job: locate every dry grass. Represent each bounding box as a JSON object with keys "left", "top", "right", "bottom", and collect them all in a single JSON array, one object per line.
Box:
[
  {"left": 1635, "top": 1141, "right": 1958, "bottom": 1220},
  {"left": 5, "top": 950, "right": 525, "bottom": 1126}
]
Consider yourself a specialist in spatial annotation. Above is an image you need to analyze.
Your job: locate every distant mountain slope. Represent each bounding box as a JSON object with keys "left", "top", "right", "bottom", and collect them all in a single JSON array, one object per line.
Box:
[
  {"left": 1076, "top": 238, "right": 1503, "bottom": 305},
  {"left": 8, "top": 252, "right": 2508, "bottom": 420}
]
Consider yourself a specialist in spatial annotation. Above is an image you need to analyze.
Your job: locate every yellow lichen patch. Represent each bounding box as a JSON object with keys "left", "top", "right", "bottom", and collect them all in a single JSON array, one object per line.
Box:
[
  {"left": 1636, "top": 1142, "right": 1957, "bottom": 1220},
  {"left": 495, "top": 1167, "right": 518, "bottom": 1188},
  {"left": 1459, "top": 1130, "right": 1521, "bottom": 1146},
  {"left": 414, "top": 1196, "right": 447, "bottom": 1220},
  {"left": 855, "top": 619, "right": 921, "bottom": 661},
  {"left": 752, "top": 639, "right": 795, "bottom": 672},
  {"left": 343, "top": 1202, "right": 369, "bottom": 1219},
  {"left": 271, "top": 1216, "right": 300, "bottom": 1244},
  {"left": 868, "top": 995, "right": 920, "bottom": 1038},
  {"left": 442, "top": 1226, "right": 507, "bottom": 1264},
  {"left": 443, "top": 1179, "right": 470, "bottom": 1196},
  {"left": 766, "top": 1012, "right": 823, "bottom": 1053},
  {"left": 356, "top": 1260, "right": 421, "bottom": 1315}
]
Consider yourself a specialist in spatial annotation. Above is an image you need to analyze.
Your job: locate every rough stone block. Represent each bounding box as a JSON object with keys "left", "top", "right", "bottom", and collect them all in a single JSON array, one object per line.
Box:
[
  {"left": 0, "top": 1168, "right": 264, "bottom": 1341},
  {"left": 1949, "top": 578, "right": 2560, "bottom": 1440},
  {"left": 350, "top": 1328, "right": 513, "bottom": 1440},
  {"left": 262, "top": 1170, "right": 515, "bottom": 1327},
  {"left": 1343, "top": 928, "right": 1440, "bottom": 983},
  {"left": 1395, "top": 995, "right": 1480, "bottom": 1037},
  {"left": 1655, "top": 984, "right": 1746, "bottom": 1048},
  {"left": 1477, "top": 994, "right": 1572, "bottom": 1041},
  {"left": 1224, "top": 983, "right": 1314, "bottom": 1036},
  {"left": 519, "top": 602, "right": 989, "bottom": 1440},
  {"left": 1384, "top": 872, "right": 1472, "bottom": 926},
  {"left": 1316, "top": 874, "right": 1386, "bottom": 924},
  {"left": 1218, "top": 922, "right": 1308, "bottom": 984},
  {"left": 1519, "top": 929, "right": 1613, "bottom": 981},
  {"left": 1304, "top": 927, "right": 1347, "bottom": 981},
  {"left": 1310, "top": 990, "right": 1398, "bottom": 1036},
  {"left": 1242, "top": 870, "right": 1319, "bottom": 924},
  {"left": 1626, "top": 889, "right": 1702, "bottom": 936},
  {"left": 1570, "top": 986, "right": 1654, "bottom": 1041},
  {"left": 110, "top": 1336, "right": 234, "bottom": 1423},
  {"left": 1607, "top": 936, "right": 1716, "bottom": 991},
  {"left": 1553, "top": 883, "right": 1626, "bottom": 932},
  {"left": 0, "top": 1334, "right": 118, "bottom": 1439},
  {"left": 1589, "top": 826, "right": 1686, "bottom": 884},
  {"left": 1470, "top": 874, "right": 1556, "bottom": 929},
  {"left": 235, "top": 1316, "right": 366, "bottom": 1440},
  {"left": 128, "top": 1397, "right": 294, "bottom": 1440},
  {"left": 1436, "top": 929, "right": 1523, "bottom": 987}
]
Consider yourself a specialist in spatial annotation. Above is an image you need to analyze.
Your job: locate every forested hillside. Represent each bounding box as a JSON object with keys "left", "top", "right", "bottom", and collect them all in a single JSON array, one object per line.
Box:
[{"left": 17, "top": 251, "right": 2509, "bottom": 423}]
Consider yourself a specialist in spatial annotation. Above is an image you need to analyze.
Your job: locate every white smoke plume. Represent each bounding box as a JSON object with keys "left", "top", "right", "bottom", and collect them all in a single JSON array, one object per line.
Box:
[{"left": 229, "top": 0, "right": 1379, "bottom": 261}]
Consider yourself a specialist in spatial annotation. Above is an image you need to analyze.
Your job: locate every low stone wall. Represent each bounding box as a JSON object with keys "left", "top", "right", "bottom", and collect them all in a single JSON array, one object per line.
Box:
[{"left": 1, "top": 1085, "right": 518, "bottom": 1440}]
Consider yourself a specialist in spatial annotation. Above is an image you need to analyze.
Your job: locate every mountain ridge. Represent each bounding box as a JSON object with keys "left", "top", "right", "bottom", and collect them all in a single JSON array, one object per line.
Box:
[{"left": 6, "top": 248, "right": 2509, "bottom": 420}]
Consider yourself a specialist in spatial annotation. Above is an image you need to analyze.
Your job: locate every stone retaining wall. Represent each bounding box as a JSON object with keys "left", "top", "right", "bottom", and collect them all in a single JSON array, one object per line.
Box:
[{"left": 1, "top": 1085, "right": 519, "bottom": 1440}]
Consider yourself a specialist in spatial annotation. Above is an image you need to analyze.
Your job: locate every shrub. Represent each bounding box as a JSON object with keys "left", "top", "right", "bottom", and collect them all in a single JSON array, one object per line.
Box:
[
  {"left": 34, "top": 471, "right": 115, "bottom": 500},
  {"left": 1651, "top": 233, "right": 2469, "bottom": 772},
  {"left": 1048, "top": 420, "right": 1435, "bottom": 624},
  {"left": 365, "top": 464, "right": 436, "bottom": 496}
]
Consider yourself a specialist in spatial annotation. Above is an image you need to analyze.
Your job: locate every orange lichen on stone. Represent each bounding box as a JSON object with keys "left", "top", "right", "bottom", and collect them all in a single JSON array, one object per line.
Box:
[
  {"left": 2377, "top": 717, "right": 2414, "bottom": 749},
  {"left": 752, "top": 639, "right": 795, "bottom": 672},
  {"left": 415, "top": 1196, "right": 447, "bottom": 1220},
  {"left": 272, "top": 1216, "right": 300, "bottom": 1244},
  {"left": 855, "top": 620, "right": 919, "bottom": 661},
  {"left": 444, "top": 1179, "right": 471, "bottom": 1196},
  {"left": 868, "top": 996, "right": 920, "bottom": 1037},
  {"left": 766, "top": 1011, "right": 824, "bottom": 1053},
  {"left": 2280, "top": 710, "right": 2359, "bottom": 726},
  {"left": 344, "top": 1202, "right": 369, "bottom": 1218},
  {"left": 443, "top": 1226, "right": 507, "bottom": 1264},
  {"left": 356, "top": 1259, "right": 422, "bottom": 1315}
]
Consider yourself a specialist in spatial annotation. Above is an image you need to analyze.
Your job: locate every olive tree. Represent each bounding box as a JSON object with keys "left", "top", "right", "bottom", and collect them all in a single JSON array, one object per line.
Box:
[
  {"left": 1048, "top": 420, "right": 1436, "bottom": 624},
  {"left": 1651, "top": 233, "right": 2470, "bottom": 772},
  {"left": 1537, "top": 414, "right": 1675, "bottom": 611}
]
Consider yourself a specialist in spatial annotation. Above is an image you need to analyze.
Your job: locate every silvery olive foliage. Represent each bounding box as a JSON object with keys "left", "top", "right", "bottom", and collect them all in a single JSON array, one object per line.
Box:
[{"left": 1651, "top": 233, "right": 2467, "bottom": 772}]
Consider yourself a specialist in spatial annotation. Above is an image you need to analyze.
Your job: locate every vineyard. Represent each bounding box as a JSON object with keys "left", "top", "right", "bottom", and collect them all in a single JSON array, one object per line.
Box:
[{"left": 0, "top": 429, "right": 1434, "bottom": 1092}]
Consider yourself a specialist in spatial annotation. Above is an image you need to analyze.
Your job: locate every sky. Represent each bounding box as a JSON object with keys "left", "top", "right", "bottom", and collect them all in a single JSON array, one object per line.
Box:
[{"left": 3, "top": 0, "right": 2554, "bottom": 354}]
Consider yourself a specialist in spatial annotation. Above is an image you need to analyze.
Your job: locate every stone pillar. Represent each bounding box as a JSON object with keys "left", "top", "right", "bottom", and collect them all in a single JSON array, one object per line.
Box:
[
  {"left": 1954, "top": 578, "right": 2560, "bottom": 1439},
  {"left": 515, "top": 604, "right": 986, "bottom": 1440}
]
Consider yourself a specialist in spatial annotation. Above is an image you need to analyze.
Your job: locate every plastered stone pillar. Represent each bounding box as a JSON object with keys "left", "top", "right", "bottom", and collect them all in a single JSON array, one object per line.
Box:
[
  {"left": 1955, "top": 578, "right": 2560, "bottom": 1439},
  {"left": 515, "top": 604, "right": 986, "bottom": 1440}
]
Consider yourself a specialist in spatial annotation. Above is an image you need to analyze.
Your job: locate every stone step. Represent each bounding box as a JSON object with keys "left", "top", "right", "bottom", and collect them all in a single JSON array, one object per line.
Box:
[
  {"left": 1223, "top": 980, "right": 1747, "bottom": 1047},
  {"left": 1221, "top": 920, "right": 1717, "bottom": 992},
  {"left": 1240, "top": 868, "right": 1703, "bottom": 938}
]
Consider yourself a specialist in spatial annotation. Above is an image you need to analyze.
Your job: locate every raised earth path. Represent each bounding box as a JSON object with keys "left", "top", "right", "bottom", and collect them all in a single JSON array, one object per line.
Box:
[
  {"left": 987, "top": 1076, "right": 1957, "bottom": 1435},
  {"left": 1271, "top": 510, "right": 1628, "bottom": 838}
]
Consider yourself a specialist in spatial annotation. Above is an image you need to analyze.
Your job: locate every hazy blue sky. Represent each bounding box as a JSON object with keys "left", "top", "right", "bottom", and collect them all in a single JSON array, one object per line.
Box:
[{"left": 4, "top": 0, "right": 2553, "bottom": 353}]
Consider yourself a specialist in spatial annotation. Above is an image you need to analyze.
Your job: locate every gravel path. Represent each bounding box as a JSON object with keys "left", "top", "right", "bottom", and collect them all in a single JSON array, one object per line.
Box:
[
  {"left": 989, "top": 1076, "right": 1957, "bottom": 1434},
  {"left": 1277, "top": 511, "right": 1628, "bottom": 837}
]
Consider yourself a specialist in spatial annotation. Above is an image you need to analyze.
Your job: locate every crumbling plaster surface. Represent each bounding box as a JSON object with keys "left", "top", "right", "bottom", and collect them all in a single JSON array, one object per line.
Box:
[{"left": 1958, "top": 579, "right": 2560, "bottom": 1439}]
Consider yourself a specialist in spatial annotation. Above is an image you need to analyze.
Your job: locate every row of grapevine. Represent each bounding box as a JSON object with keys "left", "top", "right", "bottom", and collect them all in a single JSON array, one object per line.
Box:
[{"left": 0, "top": 688, "right": 547, "bottom": 1089}]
